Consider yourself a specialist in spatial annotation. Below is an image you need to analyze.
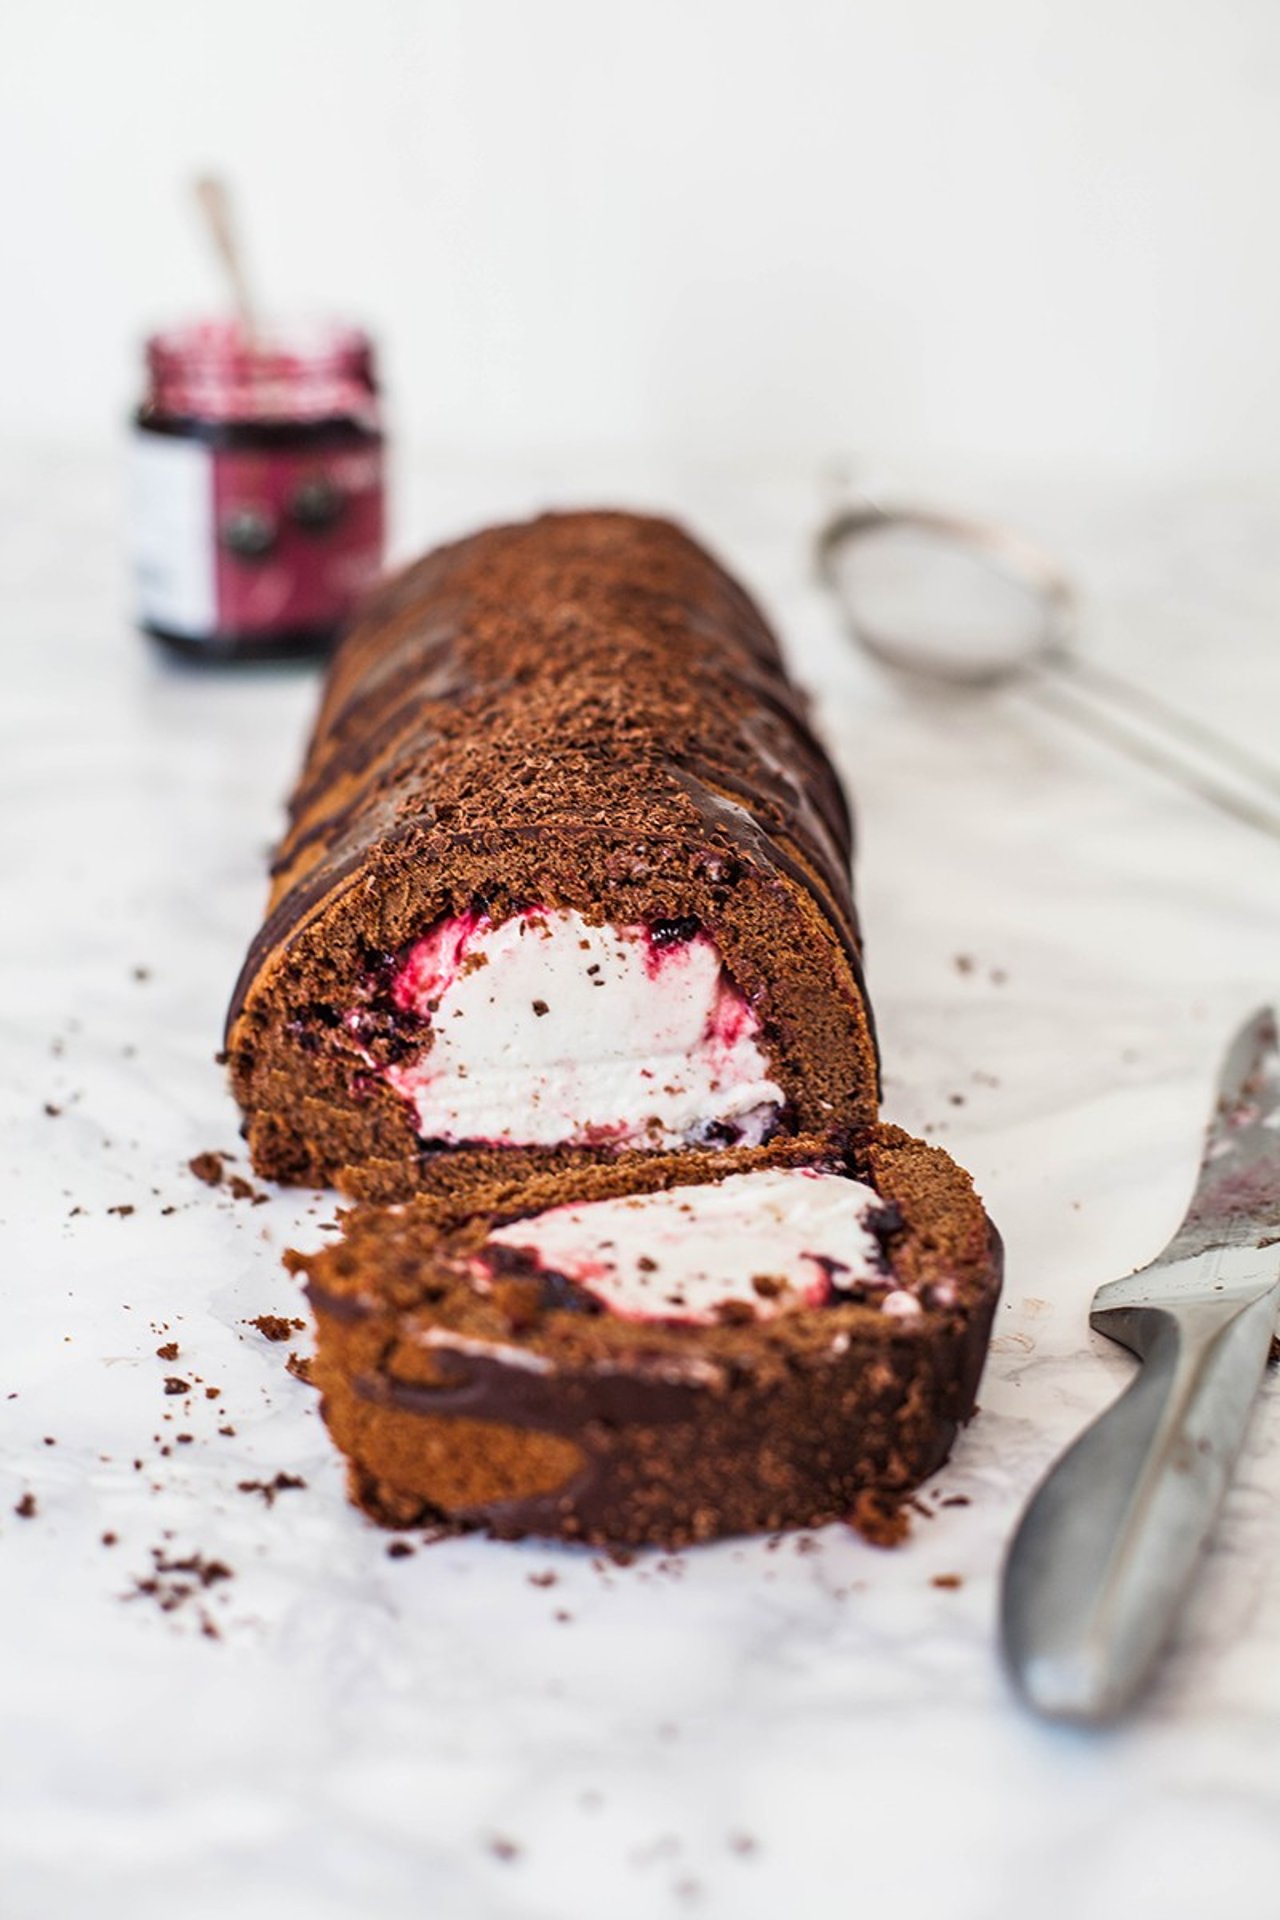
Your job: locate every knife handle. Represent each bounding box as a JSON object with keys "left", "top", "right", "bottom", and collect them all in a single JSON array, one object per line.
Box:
[{"left": 1000, "top": 1289, "right": 1278, "bottom": 1721}]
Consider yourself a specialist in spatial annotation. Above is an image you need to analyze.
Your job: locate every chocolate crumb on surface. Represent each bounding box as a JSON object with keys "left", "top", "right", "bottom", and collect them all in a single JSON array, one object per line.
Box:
[
  {"left": 285, "top": 1352, "right": 315, "bottom": 1386},
  {"left": 228, "top": 1174, "right": 268, "bottom": 1204},
  {"left": 237, "top": 1472, "right": 306, "bottom": 1507},
  {"left": 931, "top": 1572, "right": 964, "bottom": 1589},
  {"left": 248, "top": 1314, "right": 305, "bottom": 1343},
  {"left": 125, "top": 1548, "right": 234, "bottom": 1631},
  {"left": 487, "top": 1836, "right": 521, "bottom": 1863},
  {"left": 849, "top": 1488, "right": 912, "bottom": 1548},
  {"left": 107, "top": 1204, "right": 135, "bottom": 1218},
  {"left": 188, "top": 1152, "right": 227, "bottom": 1188},
  {"left": 163, "top": 1377, "right": 190, "bottom": 1396},
  {"left": 14, "top": 1492, "right": 37, "bottom": 1518},
  {"left": 155, "top": 1342, "right": 179, "bottom": 1361},
  {"left": 386, "top": 1540, "right": 415, "bottom": 1559}
]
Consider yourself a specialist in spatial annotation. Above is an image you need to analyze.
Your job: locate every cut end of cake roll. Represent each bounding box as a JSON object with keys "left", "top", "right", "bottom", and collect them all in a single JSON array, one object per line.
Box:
[
  {"left": 292, "top": 1126, "right": 1002, "bottom": 1547},
  {"left": 225, "top": 510, "right": 878, "bottom": 1198}
]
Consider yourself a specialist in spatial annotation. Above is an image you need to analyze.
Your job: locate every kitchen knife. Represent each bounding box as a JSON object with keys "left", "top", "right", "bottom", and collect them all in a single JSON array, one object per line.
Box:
[{"left": 1001, "top": 1007, "right": 1280, "bottom": 1721}]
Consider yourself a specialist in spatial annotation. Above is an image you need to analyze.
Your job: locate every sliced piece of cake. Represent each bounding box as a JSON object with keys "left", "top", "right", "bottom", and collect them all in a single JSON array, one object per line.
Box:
[{"left": 290, "top": 1127, "right": 1001, "bottom": 1546}]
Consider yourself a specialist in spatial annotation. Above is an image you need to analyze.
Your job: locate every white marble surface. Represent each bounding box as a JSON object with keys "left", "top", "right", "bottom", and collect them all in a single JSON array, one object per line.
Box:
[{"left": 3, "top": 447, "right": 1280, "bottom": 1920}]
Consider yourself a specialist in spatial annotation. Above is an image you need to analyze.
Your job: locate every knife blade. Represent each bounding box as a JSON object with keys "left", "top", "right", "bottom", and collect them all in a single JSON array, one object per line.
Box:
[{"left": 1000, "top": 1007, "right": 1280, "bottom": 1722}]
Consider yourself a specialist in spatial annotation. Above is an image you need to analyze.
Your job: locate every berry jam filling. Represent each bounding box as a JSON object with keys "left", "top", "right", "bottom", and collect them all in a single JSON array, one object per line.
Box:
[
  {"left": 336, "top": 906, "right": 786, "bottom": 1153},
  {"left": 475, "top": 1170, "right": 929, "bottom": 1327}
]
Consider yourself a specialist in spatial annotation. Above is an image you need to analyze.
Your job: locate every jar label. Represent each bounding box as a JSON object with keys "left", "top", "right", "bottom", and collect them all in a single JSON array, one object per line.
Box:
[
  {"left": 132, "top": 431, "right": 384, "bottom": 642},
  {"left": 132, "top": 433, "right": 217, "bottom": 637}
]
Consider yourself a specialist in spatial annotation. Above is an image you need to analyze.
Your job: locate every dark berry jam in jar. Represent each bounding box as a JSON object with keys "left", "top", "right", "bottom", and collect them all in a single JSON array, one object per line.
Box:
[{"left": 131, "top": 319, "right": 385, "bottom": 662}]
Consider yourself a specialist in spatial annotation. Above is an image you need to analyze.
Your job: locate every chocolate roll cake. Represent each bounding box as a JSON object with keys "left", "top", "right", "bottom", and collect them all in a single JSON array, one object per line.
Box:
[
  {"left": 227, "top": 511, "right": 879, "bottom": 1199},
  {"left": 291, "top": 1126, "right": 1002, "bottom": 1545}
]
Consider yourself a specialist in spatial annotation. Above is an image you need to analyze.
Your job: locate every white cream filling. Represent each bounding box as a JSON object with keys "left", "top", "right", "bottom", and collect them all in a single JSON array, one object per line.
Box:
[
  {"left": 380, "top": 909, "right": 784, "bottom": 1150},
  {"left": 485, "top": 1167, "right": 893, "bottom": 1323}
]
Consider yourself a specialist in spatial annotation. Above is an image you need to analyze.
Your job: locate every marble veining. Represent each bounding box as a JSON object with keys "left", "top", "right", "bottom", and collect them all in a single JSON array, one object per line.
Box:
[{"left": 2, "top": 450, "right": 1280, "bottom": 1919}]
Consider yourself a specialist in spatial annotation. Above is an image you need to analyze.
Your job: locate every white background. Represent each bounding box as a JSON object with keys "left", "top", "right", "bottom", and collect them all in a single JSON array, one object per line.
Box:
[{"left": 3, "top": 0, "right": 1278, "bottom": 476}]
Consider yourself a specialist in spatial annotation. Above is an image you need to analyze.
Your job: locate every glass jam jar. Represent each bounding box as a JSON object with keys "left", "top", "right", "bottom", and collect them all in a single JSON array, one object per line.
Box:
[{"left": 131, "top": 319, "right": 386, "bottom": 661}]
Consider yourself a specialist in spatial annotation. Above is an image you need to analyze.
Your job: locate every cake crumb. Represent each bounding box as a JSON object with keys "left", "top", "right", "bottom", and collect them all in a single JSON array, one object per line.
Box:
[
  {"left": 14, "top": 1492, "right": 36, "bottom": 1519},
  {"left": 247, "top": 1314, "right": 303, "bottom": 1343},
  {"left": 155, "top": 1342, "right": 179, "bottom": 1361},
  {"left": 286, "top": 1353, "right": 315, "bottom": 1386},
  {"left": 386, "top": 1540, "right": 415, "bottom": 1559},
  {"left": 487, "top": 1835, "right": 521, "bottom": 1863},
  {"left": 188, "top": 1152, "right": 227, "bottom": 1187},
  {"left": 932, "top": 1573, "right": 964, "bottom": 1590},
  {"left": 228, "top": 1174, "right": 267, "bottom": 1204},
  {"left": 849, "top": 1489, "right": 911, "bottom": 1548},
  {"left": 527, "top": 1570, "right": 558, "bottom": 1588},
  {"left": 125, "top": 1548, "right": 233, "bottom": 1627},
  {"left": 237, "top": 1472, "right": 305, "bottom": 1507},
  {"left": 163, "top": 1377, "right": 190, "bottom": 1396},
  {"left": 108, "top": 1204, "right": 135, "bottom": 1218}
]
